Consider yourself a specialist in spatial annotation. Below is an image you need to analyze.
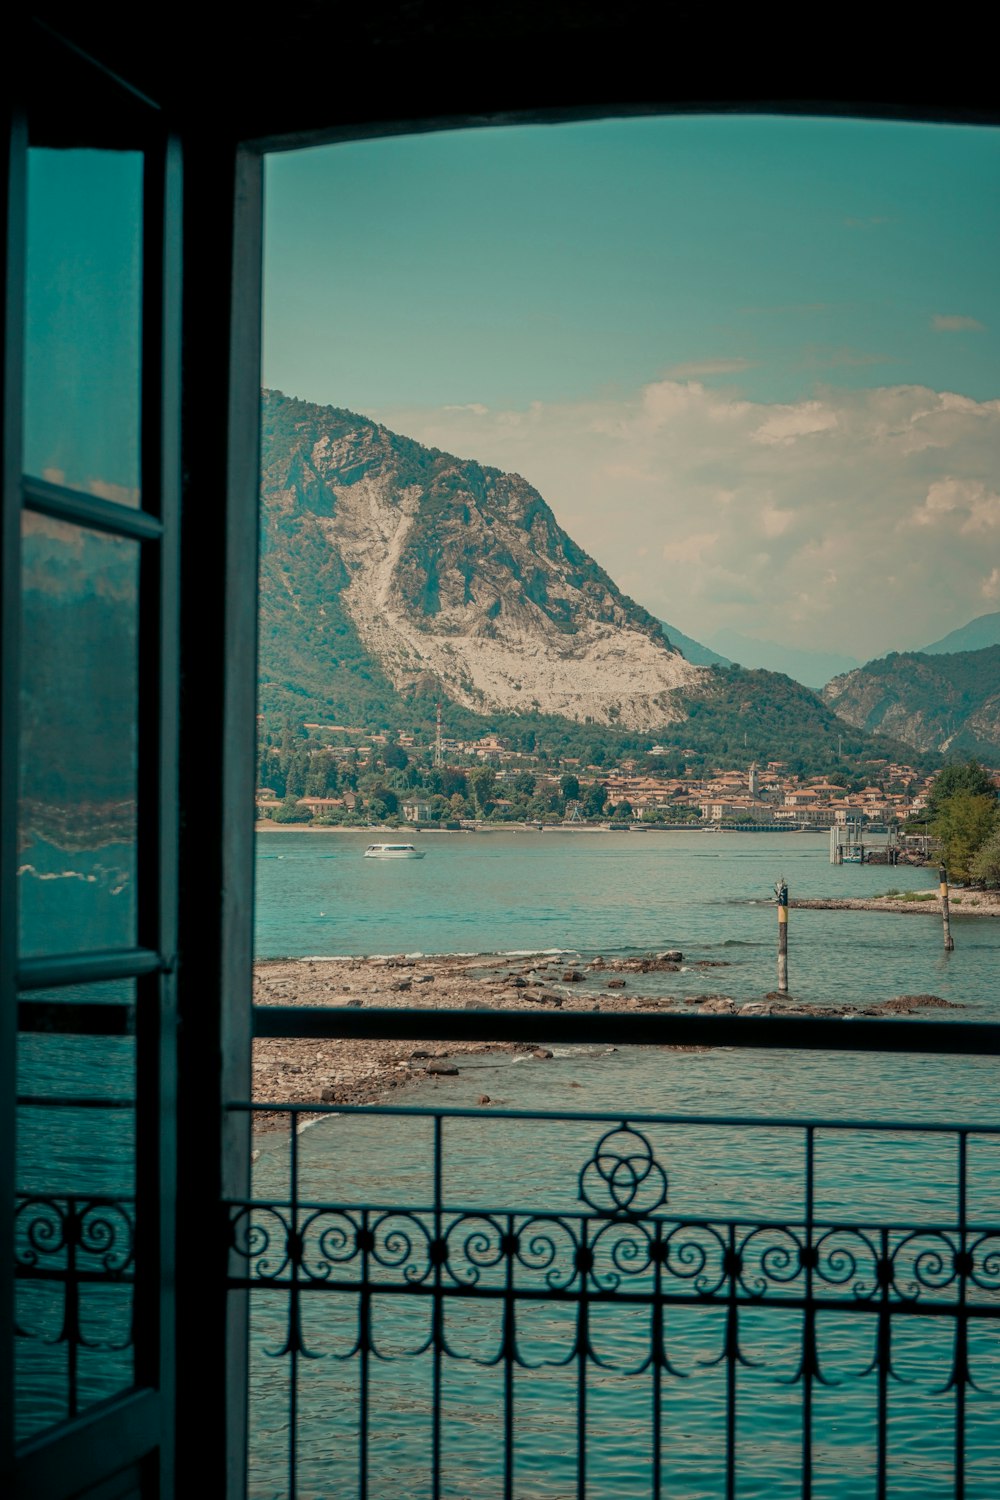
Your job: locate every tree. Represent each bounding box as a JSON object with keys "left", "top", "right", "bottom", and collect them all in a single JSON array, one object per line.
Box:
[
  {"left": 468, "top": 765, "right": 496, "bottom": 815},
  {"left": 384, "top": 743, "right": 409, "bottom": 770},
  {"left": 926, "top": 760, "right": 995, "bottom": 821},
  {"left": 582, "top": 780, "right": 607, "bottom": 817},
  {"left": 970, "top": 827, "right": 1000, "bottom": 888},
  {"left": 559, "top": 773, "right": 580, "bottom": 802},
  {"left": 933, "top": 792, "right": 999, "bottom": 882},
  {"left": 285, "top": 749, "right": 309, "bottom": 799}
]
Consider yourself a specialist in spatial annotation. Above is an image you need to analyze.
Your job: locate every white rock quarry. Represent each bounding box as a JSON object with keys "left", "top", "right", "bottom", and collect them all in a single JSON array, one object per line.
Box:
[{"left": 321, "top": 468, "right": 704, "bottom": 730}]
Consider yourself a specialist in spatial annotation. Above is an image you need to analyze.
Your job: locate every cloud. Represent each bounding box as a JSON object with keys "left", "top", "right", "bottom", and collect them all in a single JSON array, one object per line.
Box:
[
  {"left": 752, "top": 401, "right": 838, "bottom": 446},
  {"left": 377, "top": 379, "right": 1000, "bottom": 659},
  {"left": 663, "top": 357, "right": 756, "bottom": 378},
  {"left": 662, "top": 531, "right": 719, "bottom": 564},
  {"left": 982, "top": 569, "right": 1000, "bottom": 601},
  {"left": 911, "top": 479, "right": 1000, "bottom": 532},
  {"left": 442, "top": 402, "right": 489, "bottom": 415},
  {"left": 932, "top": 314, "right": 986, "bottom": 332}
]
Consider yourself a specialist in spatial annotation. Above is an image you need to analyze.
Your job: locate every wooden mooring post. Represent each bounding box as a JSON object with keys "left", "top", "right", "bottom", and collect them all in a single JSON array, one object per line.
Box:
[
  {"left": 775, "top": 877, "right": 789, "bottom": 993},
  {"left": 940, "top": 864, "right": 955, "bottom": 951}
]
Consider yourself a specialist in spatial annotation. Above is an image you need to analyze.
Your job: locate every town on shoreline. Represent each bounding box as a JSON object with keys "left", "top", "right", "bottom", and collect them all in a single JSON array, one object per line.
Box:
[{"left": 257, "top": 722, "right": 967, "bottom": 839}]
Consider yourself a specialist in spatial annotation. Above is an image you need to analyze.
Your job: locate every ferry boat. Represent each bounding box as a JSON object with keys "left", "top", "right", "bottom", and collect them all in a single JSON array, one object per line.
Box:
[{"left": 363, "top": 843, "right": 426, "bottom": 859}]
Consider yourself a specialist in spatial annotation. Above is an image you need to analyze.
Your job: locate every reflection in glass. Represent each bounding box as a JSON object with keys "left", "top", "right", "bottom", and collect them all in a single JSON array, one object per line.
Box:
[
  {"left": 24, "top": 147, "right": 142, "bottom": 502},
  {"left": 16, "top": 981, "right": 136, "bottom": 1442},
  {"left": 18, "top": 514, "right": 139, "bottom": 956}
]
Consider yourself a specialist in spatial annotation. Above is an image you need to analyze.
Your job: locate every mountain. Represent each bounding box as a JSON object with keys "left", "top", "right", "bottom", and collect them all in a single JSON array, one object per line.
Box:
[
  {"left": 707, "top": 630, "right": 861, "bottom": 690},
  {"left": 823, "top": 646, "right": 1000, "bottom": 759},
  {"left": 259, "top": 390, "right": 934, "bottom": 773},
  {"left": 261, "top": 390, "right": 701, "bottom": 732},
  {"left": 660, "top": 620, "right": 730, "bottom": 668},
  {"left": 921, "top": 612, "right": 1000, "bottom": 656}
]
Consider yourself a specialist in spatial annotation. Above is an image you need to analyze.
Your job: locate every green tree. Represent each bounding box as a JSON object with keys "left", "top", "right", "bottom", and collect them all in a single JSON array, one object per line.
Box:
[
  {"left": 933, "top": 792, "right": 1000, "bottom": 882},
  {"left": 468, "top": 765, "right": 497, "bottom": 815},
  {"left": 285, "top": 749, "right": 309, "bottom": 799},
  {"left": 970, "top": 827, "right": 1000, "bottom": 888},
  {"left": 272, "top": 795, "right": 312, "bottom": 824},
  {"left": 368, "top": 785, "right": 398, "bottom": 815},
  {"left": 560, "top": 773, "right": 580, "bottom": 802},
  {"left": 582, "top": 780, "right": 607, "bottom": 817},
  {"left": 927, "top": 760, "right": 995, "bottom": 820}
]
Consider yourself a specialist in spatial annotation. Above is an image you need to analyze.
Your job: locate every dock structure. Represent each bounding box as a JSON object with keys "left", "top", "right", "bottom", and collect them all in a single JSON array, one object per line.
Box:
[{"left": 829, "top": 822, "right": 900, "bottom": 866}]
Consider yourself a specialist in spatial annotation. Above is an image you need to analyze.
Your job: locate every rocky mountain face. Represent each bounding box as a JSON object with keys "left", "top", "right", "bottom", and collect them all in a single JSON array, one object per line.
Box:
[
  {"left": 260, "top": 391, "right": 701, "bottom": 731},
  {"left": 823, "top": 646, "right": 1000, "bottom": 758}
]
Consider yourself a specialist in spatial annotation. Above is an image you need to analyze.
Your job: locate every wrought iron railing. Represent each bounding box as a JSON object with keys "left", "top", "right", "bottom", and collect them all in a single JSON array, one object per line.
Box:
[
  {"left": 228, "top": 1102, "right": 1000, "bottom": 1500},
  {"left": 14, "top": 1187, "right": 135, "bottom": 1434}
]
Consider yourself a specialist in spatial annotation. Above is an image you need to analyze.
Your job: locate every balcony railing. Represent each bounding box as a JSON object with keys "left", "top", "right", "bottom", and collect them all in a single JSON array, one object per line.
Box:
[{"left": 227, "top": 1101, "right": 1000, "bottom": 1500}]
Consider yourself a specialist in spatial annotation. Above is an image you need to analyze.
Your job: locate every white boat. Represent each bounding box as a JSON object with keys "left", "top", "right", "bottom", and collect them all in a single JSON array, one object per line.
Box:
[{"left": 363, "top": 843, "right": 426, "bottom": 859}]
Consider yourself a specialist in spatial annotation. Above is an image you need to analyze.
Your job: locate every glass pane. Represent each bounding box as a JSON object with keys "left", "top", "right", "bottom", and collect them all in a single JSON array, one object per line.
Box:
[
  {"left": 24, "top": 146, "right": 142, "bottom": 503},
  {"left": 16, "top": 980, "right": 136, "bottom": 1442},
  {"left": 19, "top": 513, "right": 139, "bottom": 956}
]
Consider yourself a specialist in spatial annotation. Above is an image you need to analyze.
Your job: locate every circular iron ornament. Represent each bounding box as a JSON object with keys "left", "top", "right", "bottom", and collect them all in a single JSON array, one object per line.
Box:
[
  {"left": 813, "top": 1228, "right": 880, "bottom": 1302},
  {"left": 370, "top": 1211, "right": 434, "bottom": 1284},
  {"left": 15, "top": 1198, "right": 69, "bottom": 1265},
  {"left": 891, "top": 1231, "right": 959, "bottom": 1302},
  {"left": 303, "top": 1209, "right": 363, "bottom": 1281},
  {"left": 969, "top": 1232, "right": 1000, "bottom": 1293},
  {"left": 589, "top": 1219, "right": 655, "bottom": 1290},
  {"left": 663, "top": 1222, "right": 728, "bottom": 1296},
  {"left": 579, "top": 1126, "right": 668, "bottom": 1218},
  {"left": 229, "top": 1206, "right": 293, "bottom": 1281},
  {"left": 514, "top": 1216, "right": 580, "bottom": 1291},
  {"left": 444, "top": 1214, "right": 506, "bottom": 1287},
  {"left": 737, "top": 1226, "right": 804, "bottom": 1299},
  {"left": 78, "top": 1202, "right": 134, "bottom": 1274},
  {"left": 15, "top": 1197, "right": 135, "bottom": 1276}
]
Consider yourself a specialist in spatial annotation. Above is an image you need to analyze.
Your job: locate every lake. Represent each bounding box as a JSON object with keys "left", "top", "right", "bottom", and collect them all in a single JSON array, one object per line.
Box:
[{"left": 246, "top": 830, "right": 1000, "bottom": 1497}]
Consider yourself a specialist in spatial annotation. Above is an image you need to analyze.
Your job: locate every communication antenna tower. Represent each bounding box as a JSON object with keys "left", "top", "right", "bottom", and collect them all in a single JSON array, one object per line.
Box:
[{"left": 435, "top": 701, "right": 443, "bottom": 768}]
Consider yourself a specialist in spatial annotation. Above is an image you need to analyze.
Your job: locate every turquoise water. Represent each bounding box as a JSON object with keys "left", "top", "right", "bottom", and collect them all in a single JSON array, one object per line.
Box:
[
  {"left": 16, "top": 829, "right": 1000, "bottom": 1486},
  {"left": 248, "top": 831, "right": 1000, "bottom": 1496},
  {"left": 255, "top": 829, "right": 995, "bottom": 1015}
]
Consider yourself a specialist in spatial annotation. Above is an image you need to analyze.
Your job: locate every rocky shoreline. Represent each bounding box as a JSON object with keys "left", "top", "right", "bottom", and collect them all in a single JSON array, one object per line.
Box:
[
  {"left": 791, "top": 893, "right": 1000, "bottom": 915},
  {"left": 252, "top": 949, "right": 964, "bottom": 1120}
]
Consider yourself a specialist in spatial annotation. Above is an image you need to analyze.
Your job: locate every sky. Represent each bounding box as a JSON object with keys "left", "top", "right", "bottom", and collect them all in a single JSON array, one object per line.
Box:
[{"left": 263, "top": 115, "right": 1000, "bottom": 662}]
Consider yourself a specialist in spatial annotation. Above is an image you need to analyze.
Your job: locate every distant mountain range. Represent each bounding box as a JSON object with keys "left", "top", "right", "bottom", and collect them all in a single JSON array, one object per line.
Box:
[
  {"left": 703, "top": 631, "right": 861, "bottom": 690},
  {"left": 258, "top": 391, "right": 935, "bottom": 772},
  {"left": 823, "top": 645, "right": 1000, "bottom": 759},
  {"left": 663, "top": 613, "right": 1000, "bottom": 693},
  {"left": 660, "top": 622, "right": 860, "bottom": 687},
  {"left": 659, "top": 621, "right": 730, "bottom": 668},
  {"left": 921, "top": 612, "right": 1000, "bottom": 656}
]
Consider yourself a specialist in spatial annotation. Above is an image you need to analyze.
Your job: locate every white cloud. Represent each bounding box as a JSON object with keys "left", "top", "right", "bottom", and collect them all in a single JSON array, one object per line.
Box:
[
  {"left": 911, "top": 478, "right": 1000, "bottom": 532},
  {"left": 752, "top": 401, "right": 838, "bottom": 446},
  {"left": 932, "top": 314, "right": 986, "bottom": 332},
  {"left": 982, "top": 569, "right": 1000, "bottom": 601},
  {"left": 378, "top": 379, "right": 1000, "bottom": 659},
  {"left": 443, "top": 402, "right": 489, "bottom": 416}
]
